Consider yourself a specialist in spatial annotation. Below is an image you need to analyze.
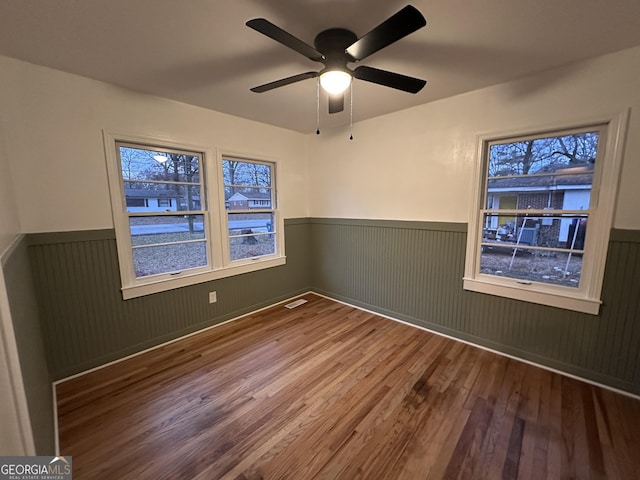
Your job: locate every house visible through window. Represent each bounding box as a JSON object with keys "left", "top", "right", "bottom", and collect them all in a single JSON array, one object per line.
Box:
[{"left": 464, "top": 113, "right": 627, "bottom": 315}]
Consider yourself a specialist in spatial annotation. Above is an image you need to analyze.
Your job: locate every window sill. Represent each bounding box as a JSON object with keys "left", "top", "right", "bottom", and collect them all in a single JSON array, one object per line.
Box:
[
  {"left": 463, "top": 276, "right": 601, "bottom": 315},
  {"left": 121, "top": 256, "right": 286, "bottom": 300}
]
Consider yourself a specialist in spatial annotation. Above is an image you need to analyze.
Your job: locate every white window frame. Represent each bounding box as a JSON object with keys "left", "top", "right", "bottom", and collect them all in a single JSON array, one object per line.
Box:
[
  {"left": 463, "top": 111, "right": 628, "bottom": 315},
  {"left": 103, "top": 132, "right": 286, "bottom": 299},
  {"left": 217, "top": 152, "right": 284, "bottom": 267}
]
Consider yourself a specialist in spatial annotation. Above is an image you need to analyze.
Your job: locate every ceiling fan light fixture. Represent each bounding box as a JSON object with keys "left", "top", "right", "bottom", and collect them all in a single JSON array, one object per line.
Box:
[
  {"left": 247, "top": 5, "right": 427, "bottom": 118},
  {"left": 319, "top": 70, "right": 352, "bottom": 95}
]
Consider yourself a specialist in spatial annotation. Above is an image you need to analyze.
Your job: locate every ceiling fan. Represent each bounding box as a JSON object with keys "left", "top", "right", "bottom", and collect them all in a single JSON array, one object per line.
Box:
[{"left": 246, "top": 5, "right": 427, "bottom": 114}]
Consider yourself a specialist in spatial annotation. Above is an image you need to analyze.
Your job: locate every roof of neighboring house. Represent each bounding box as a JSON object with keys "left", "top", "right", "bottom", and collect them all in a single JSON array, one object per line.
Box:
[
  {"left": 488, "top": 163, "right": 594, "bottom": 190},
  {"left": 226, "top": 191, "right": 271, "bottom": 201}
]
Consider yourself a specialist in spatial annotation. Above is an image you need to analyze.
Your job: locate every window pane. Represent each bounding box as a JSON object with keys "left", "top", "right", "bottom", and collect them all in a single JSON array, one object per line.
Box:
[
  {"left": 229, "top": 234, "right": 276, "bottom": 261},
  {"left": 481, "top": 214, "right": 587, "bottom": 250},
  {"left": 228, "top": 212, "right": 275, "bottom": 261},
  {"left": 480, "top": 213, "right": 587, "bottom": 288},
  {"left": 120, "top": 146, "right": 201, "bottom": 183},
  {"left": 130, "top": 215, "right": 205, "bottom": 246},
  {"left": 124, "top": 183, "right": 202, "bottom": 212},
  {"left": 480, "top": 245, "right": 582, "bottom": 288},
  {"left": 486, "top": 132, "right": 597, "bottom": 212},
  {"left": 228, "top": 213, "right": 274, "bottom": 235},
  {"left": 488, "top": 132, "right": 599, "bottom": 177},
  {"left": 223, "top": 159, "right": 272, "bottom": 187},
  {"left": 132, "top": 242, "right": 207, "bottom": 277}
]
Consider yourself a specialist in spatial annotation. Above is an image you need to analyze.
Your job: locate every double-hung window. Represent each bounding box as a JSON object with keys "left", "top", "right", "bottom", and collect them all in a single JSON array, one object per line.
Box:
[
  {"left": 222, "top": 157, "right": 277, "bottom": 261},
  {"left": 464, "top": 112, "right": 627, "bottom": 314},
  {"left": 104, "top": 133, "right": 285, "bottom": 299},
  {"left": 116, "top": 141, "right": 209, "bottom": 279}
]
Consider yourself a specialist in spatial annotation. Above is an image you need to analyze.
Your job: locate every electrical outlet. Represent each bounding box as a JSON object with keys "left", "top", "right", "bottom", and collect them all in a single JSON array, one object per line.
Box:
[{"left": 209, "top": 291, "right": 217, "bottom": 303}]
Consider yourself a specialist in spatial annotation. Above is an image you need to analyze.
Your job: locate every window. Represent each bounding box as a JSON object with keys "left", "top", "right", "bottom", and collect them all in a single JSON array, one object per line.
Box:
[
  {"left": 104, "top": 133, "right": 285, "bottom": 299},
  {"left": 464, "top": 113, "right": 628, "bottom": 314},
  {"left": 223, "top": 157, "right": 277, "bottom": 261},
  {"left": 118, "top": 141, "right": 209, "bottom": 280},
  {"left": 126, "top": 198, "right": 148, "bottom": 208}
]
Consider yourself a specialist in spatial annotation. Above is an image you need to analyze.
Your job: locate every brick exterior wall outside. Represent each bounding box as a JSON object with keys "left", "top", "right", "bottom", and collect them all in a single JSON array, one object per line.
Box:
[{"left": 516, "top": 191, "right": 564, "bottom": 248}]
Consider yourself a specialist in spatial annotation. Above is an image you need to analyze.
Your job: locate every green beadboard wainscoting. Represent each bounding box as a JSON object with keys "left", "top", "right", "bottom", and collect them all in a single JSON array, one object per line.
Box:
[
  {"left": 2, "top": 236, "right": 54, "bottom": 454},
  {"left": 22, "top": 217, "right": 640, "bottom": 394},
  {"left": 27, "top": 219, "right": 311, "bottom": 380},
  {"left": 308, "top": 218, "right": 640, "bottom": 395}
]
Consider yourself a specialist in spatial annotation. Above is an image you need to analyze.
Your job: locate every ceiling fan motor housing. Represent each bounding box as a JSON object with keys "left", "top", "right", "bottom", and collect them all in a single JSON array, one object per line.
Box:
[{"left": 314, "top": 28, "right": 358, "bottom": 71}]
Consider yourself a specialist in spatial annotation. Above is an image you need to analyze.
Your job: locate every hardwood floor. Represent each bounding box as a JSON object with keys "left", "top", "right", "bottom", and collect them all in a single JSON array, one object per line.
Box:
[{"left": 56, "top": 294, "right": 640, "bottom": 479}]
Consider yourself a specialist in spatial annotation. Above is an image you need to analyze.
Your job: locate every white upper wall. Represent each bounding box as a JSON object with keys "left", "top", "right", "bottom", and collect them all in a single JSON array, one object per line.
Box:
[
  {"left": 2, "top": 46, "right": 640, "bottom": 233},
  {"left": 308, "top": 46, "right": 640, "bottom": 230},
  {"left": 0, "top": 56, "right": 310, "bottom": 233}
]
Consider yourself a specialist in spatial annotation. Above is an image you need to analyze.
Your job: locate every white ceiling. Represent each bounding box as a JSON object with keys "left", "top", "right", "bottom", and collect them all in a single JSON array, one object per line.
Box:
[{"left": 2, "top": 1, "right": 640, "bottom": 133}]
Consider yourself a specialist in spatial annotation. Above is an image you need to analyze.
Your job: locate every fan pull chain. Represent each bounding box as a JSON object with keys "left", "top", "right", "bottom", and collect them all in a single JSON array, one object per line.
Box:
[
  {"left": 316, "top": 77, "right": 320, "bottom": 135},
  {"left": 349, "top": 83, "right": 354, "bottom": 140}
]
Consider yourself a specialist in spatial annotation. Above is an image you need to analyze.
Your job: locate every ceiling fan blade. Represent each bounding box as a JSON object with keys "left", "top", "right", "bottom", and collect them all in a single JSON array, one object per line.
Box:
[
  {"left": 328, "top": 94, "right": 344, "bottom": 114},
  {"left": 354, "top": 65, "right": 426, "bottom": 93},
  {"left": 250, "top": 71, "right": 318, "bottom": 93},
  {"left": 246, "top": 18, "right": 325, "bottom": 62},
  {"left": 346, "top": 5, "right": 426, "bottom": 61}
]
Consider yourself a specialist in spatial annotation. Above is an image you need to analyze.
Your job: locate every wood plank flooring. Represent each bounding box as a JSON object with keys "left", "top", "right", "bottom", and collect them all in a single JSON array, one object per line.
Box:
[{"left": 56, "top": 294, "right": 640, "bottom": 479}]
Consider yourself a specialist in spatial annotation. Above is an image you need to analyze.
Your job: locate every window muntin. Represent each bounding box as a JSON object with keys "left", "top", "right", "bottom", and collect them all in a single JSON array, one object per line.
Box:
[
  {"left": 223, "top": 158, "right": 277, "bottom": 262},
  {"left": 117, "top": 142, "right": 209, "bottom": 280}
]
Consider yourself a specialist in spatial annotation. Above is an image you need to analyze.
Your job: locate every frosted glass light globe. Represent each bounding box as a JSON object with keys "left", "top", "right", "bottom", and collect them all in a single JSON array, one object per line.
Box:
[{"left": 319, "top": 70, "right": 352, "bottom": 94}]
